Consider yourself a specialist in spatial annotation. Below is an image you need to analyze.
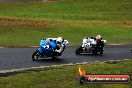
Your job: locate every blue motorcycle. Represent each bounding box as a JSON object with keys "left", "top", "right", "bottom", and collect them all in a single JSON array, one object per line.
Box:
[{"left": 32, "top": 38, "right": 68, "bottom": 61}]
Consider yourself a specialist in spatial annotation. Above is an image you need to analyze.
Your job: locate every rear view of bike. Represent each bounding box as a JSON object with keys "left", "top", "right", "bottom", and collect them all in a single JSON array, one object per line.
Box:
[{"left": 75, "top": 37, "right": 106, "bottom": 55}]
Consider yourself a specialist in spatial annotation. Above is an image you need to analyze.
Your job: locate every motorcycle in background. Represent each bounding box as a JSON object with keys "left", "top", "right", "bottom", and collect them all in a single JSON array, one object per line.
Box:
[{"left": 75, "top": 37, "right": 106, "bottom": 55}]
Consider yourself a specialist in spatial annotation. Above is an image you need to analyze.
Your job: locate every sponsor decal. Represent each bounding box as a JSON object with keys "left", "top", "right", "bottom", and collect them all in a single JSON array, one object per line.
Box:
[{"left": 77, "top": 66, "right": 130, "bottom": 84}]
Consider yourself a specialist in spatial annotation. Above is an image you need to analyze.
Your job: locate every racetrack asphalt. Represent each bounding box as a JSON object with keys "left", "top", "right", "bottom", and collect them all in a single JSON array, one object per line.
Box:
[{"left": 0, "top": 45, "right": 132, "bottom": 70}]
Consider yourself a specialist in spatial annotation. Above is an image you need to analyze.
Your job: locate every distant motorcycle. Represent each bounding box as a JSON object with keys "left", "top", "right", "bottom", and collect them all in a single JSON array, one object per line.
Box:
[
  {"left": 32, "top": 38, "right": 69, "bottom": 61},
  {"left": 75, "top": 37, "right": 106, "bottom": 55}
]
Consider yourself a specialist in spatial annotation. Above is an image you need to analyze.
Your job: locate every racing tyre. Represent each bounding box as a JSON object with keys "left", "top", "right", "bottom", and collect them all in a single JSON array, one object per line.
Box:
[
  {"left": 32, "top": 50, "right": 40, "bottom": 61},
  {"left": 99, "top": 48, "right": 103, "bottom": 54},
  {"left": 75, "top": 46, "right": 83, "bottom": 55},
  {"left": 100, "top": 51, "right": 103, "bottom": 54},
  {"left": 92, "top": 49, "right": 97, "bottom": 55}
]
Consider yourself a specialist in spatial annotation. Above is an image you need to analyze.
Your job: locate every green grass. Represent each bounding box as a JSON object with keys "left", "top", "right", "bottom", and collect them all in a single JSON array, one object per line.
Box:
[
  {"left": 0, "top": 18, "right": 132, "bottom": 46},
  {"left": 0, "top": 60, "right": 132, "bottom": 88},
  {"left": 0, "top": 0, "right": 132, "bottom": 20},
  {"left": 0, "top": 0, "right": 132, "bottom": 46}
]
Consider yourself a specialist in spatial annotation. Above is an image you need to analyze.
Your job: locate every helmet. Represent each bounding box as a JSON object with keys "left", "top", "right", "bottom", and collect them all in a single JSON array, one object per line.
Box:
[
  {"left": 57, "top": 37, "right": 63, "bottom": 44},
  {"left": 96, "top": 35, "right": 101, "bottom": 40}
]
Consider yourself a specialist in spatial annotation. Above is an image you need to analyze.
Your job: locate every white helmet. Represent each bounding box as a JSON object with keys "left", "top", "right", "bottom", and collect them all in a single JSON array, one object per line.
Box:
[{"left": 57, "top": 37, "right": 63, "bottom": 44}]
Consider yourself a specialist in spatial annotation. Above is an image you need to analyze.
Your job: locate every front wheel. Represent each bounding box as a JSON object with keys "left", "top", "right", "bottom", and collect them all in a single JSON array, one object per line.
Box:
[
  {"left": 75, "top": 46, "right": 83, "bottom": 55},
  {"left": 32, "top": 50, "right": 40, "bottom": 61}
]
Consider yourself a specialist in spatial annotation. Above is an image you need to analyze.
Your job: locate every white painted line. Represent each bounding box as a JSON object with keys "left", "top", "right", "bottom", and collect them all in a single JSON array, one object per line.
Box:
[
  {"left": 64, "top": 63, "right": 74, "bottom": 66},
  {"left": 60, "top": 63, "right": 74, "bottom": 66},
  {"left": 75, "top": 63, "right": 86, "bottom": 65},
  {"left": 51, "top": 65, "right": 61, "bottom": 67},
  {"left": 94, "top": 61, "right": 100, "bottom": 63},
  {"left": 31, "top": 66, "right": 50, "bottom": 69},
  {"left": 109, "top": 44, "right": 124, "bottom": 45},
  {"left": 0, "top": 66, "right": 51, "bottom": 74},
  {"left": 89, "top": 62, "right": 94, "bottom": 63},
  {"left": 82, "top": 62, "right": 88, "bottom": 64},
  {"left": 0, "top": 59, "right": 131, "bottom": 74},
  {"left": 0, "top": 47, "right": 5, "bottom": 48},
  {"left": 107, "top": 60, "right": 116, "bottom": 62},
  {"left": 0, "top": 69, "right": 25, "bottom": 73},
  {"left": 103, "top": 61, "right": 107, "bottom": 63},
  {"left": 116, "top": 60, "right": 121, "bottom": 62},
  {"left": 124, "top": 59, "right": 130, "bottom": 61}
]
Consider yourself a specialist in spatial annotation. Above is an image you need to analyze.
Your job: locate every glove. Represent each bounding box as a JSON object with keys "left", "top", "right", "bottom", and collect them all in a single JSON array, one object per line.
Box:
[{"left": 43, "top": 45, "right": 49, "bottom": 49}]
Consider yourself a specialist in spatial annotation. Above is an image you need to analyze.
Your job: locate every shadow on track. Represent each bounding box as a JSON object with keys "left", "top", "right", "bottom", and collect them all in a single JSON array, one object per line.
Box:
[
  {"left": 75, "top": 53, "right": 105, "bottom": 57},
  {"left": 32, "top": 57, "right": 65, "bottom": 63}
]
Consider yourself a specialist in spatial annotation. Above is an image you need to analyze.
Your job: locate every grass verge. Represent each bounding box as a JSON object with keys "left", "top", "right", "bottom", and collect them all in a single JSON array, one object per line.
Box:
[
  {"left": 0, "top": 17, "right": 132, "bottom": 46},
  {"left": 0, "top": 0, "right": 132, "bottom": 20},
  {"left": 0, "top": 59, "right": 132, "bottom": 88},
  {"left": 0, "top": 0, "right": 132, "bottom": 46}
]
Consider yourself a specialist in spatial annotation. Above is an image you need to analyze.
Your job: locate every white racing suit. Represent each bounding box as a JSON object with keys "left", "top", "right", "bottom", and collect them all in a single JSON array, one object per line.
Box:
[
  {"left": 55, "top": 40, "right": 69, "bottom": 55},
  {"left": 55, "top": 44, "right": 65, "bottom": 54},
  {"left": 46, "top": 38, "right": 68, "bottom": 56}
]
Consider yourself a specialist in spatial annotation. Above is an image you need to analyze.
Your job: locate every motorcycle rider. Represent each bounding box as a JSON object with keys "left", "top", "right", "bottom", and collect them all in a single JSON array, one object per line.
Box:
[
  {"left": 95, "top": 35, "right": 103, "bottom": 43},
  {"left": 55, "top": 37, "right": 65, "bottom": 56},
  {"left": 95, "top": 35, "right": 104, "bottom": 52}
]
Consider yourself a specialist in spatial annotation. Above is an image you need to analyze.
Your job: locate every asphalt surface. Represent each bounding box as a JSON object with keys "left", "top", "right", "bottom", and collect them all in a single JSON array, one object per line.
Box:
[{"left": 0, "top": 45, "right": 132, "bottom": 70}]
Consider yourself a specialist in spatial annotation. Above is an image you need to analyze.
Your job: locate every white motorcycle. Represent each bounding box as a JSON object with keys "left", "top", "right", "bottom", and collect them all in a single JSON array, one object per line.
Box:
[{"left": 75, "top": 37, "right": 106, "bottom": 55}]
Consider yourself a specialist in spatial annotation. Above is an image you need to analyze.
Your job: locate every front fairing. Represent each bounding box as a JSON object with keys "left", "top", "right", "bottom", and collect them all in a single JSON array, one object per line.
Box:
[
  {"left": 38, "top": 39, "right": 56, "bottom": 57},
  {"left": 38, "top": 39, "right": 46, "bottom": 52},
  {"left": 38, "top": 47, "right": 45, "bottom": 53},
  {"left": 38, "top": 47, "right": 54, "bottom": 57}
]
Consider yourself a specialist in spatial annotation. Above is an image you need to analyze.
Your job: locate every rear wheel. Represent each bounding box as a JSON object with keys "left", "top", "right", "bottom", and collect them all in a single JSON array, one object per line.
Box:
[
  {"left": 98, "top": 47, "right": 104, "bottom": 54},
  {"left": 100, "top": 51, "right": 103, "bottom": 54},
  {"left": 32, "top": 50, "right": 40, "bottom": 61},
  {"left": 92, "top": 48, "right": 97, "bottom": 55}
]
